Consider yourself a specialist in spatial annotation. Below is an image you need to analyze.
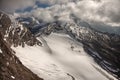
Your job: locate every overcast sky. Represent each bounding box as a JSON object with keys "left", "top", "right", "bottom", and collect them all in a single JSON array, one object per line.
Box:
[{"left": 0, "top": 0, "right": 120, "bottom": 28}]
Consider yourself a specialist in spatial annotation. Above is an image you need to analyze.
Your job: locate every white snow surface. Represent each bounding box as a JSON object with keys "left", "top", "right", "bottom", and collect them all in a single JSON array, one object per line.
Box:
[
  {"left": 12, "top": 33, "right": 116, "bottom": 80},
  {"left": 0, "top": 49, "right": 2, "bottom": 53},
  {"left": 11, "top": 76, "right": 15, "bottom": 79}
]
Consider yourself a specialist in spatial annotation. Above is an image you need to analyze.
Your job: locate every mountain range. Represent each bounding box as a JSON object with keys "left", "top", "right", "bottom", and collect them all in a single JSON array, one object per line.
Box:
[{"left": 0, "top": 11, "right": 120, "bottom": 80}]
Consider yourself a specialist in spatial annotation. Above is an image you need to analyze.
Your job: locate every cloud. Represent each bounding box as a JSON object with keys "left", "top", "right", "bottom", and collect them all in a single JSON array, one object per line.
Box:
[
  {"left": 72, "top": 0, "right": 120, "bottom": 26},
  {"left": 0, "top": 0, "right": 35, "bottom": 13},
  {"left": 1, "top": 0, "right": 120, "bottom": 33},
  {"left": 97, "top": 0, "right": 120, "bottom": 23},
  {"left": 31, "top": 8, "right": 54, "bottom": 22},
  {"left": 28, "top": 0, "right": 120, "bottom": 26},
  {"left": 0, "top": 0, "right": 74, "bottom": 13},
  {"left": 36, "top": 0, "right": 75, "bottom": 5}
]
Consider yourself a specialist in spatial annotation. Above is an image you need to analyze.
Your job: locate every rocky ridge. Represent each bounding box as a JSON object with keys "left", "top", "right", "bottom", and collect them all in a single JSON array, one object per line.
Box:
[{"left": 0, "top": 11, "right": 43, "bottom": 80}]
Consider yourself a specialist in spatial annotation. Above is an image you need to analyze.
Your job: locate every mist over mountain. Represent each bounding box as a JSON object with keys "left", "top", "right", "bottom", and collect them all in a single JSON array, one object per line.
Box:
[
  {"left": 0, "top": 0, "right": 120, "bottom": 80},
  {"left": 1, "top": 0, "right": 120, "bottom": 34}
]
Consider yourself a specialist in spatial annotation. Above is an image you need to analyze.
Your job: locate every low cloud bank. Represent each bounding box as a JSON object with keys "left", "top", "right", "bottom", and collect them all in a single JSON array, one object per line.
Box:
[{"left": 1, "top": 0, "right": 120, "bottom": 33}]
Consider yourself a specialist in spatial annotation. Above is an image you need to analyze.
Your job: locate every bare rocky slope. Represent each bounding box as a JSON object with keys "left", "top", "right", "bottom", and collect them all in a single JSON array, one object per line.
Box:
[{"left": 0, "top": 12, "right": 43, "bottom": 80}]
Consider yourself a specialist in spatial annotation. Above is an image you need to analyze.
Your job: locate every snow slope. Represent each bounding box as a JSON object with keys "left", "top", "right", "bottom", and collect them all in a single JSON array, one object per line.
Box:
[{"left": 12, "top": 32, "right": 116, "bottom": 80}]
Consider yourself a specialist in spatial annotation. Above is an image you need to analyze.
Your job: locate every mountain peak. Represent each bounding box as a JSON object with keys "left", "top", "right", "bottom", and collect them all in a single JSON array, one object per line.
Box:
[{"left": 0, "top": 11, "right": 43, "bottom": 80}]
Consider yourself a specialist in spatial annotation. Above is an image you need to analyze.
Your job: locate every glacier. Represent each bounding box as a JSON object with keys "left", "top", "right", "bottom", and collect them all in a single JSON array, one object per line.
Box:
[{"left": 12, "top": 32, "right": 116, "bottom": 80}]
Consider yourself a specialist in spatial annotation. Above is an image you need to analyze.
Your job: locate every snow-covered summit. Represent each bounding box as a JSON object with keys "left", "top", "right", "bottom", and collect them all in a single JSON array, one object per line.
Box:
[
  {"left": 12, "top": 13, "right": 120, "bottom": 80},
  {"left": 0, "top": 11, "right": 43, "bottom": 80},
  {"left": 1, "top": 11, "right": 120, "bottom": 80}
]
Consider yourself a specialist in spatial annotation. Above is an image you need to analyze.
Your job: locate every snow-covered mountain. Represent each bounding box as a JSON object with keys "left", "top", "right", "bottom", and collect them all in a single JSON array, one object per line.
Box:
[
  {"left": 0, "top": 11, "right": 43, "bottom": 80},
  {"left": 0, "top": 11, "right": 120, "bottom": 80}
]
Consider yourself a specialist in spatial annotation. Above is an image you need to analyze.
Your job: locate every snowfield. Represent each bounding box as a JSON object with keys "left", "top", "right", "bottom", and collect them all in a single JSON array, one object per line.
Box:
[{"left": 12, "top": 33, "right": 116, "bottom": 80}]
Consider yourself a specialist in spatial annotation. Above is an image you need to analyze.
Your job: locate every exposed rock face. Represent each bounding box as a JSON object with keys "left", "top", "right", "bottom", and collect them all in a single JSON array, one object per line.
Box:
[
  {"left": 66, "top": 24, "right": 120, "bottom": 79},
  {"left": 0, "top": 33, "right": 43, "bottom": 80},
  {"left": 0, "top": 12, "right": 43, "bottom": 80},
  {"left": 0, "top": 12, "right": 11, "bottom": 35},
  {"left": 0, "top": 12, "right": 42, "bottom": 47}
]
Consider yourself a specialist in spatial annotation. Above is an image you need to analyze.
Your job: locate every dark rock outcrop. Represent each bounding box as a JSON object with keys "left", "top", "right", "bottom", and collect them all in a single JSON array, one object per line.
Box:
[
  {"left": 0, "top": 12, "right": 43, "bottom": 80},
  {"left": 0, "top": 33, "right": 43, "bottom": 80},
  {"left": 66, "top": 23, "right": 120, "bottom": 79},
  {"left": 0, "top": 12, "right": 42, "bottom": 47}
]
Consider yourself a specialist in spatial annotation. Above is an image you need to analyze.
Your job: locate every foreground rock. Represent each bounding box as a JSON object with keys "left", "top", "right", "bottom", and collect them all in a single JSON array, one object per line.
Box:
[{"left": 0, "top": 12, "right": 43, "bottom": 80}]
